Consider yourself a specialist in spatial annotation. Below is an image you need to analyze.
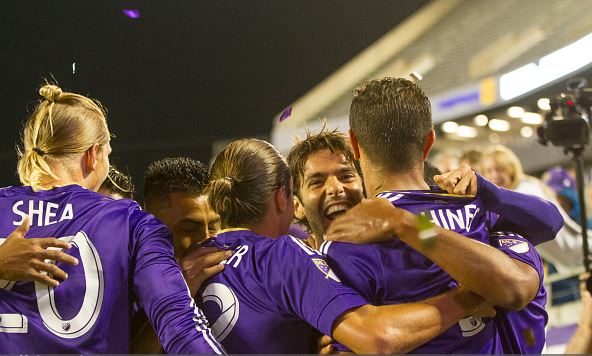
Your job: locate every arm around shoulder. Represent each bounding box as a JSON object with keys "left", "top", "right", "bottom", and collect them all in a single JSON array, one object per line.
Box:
[{"left": 331, "top": 287, "right": 495, "bottom": 354}]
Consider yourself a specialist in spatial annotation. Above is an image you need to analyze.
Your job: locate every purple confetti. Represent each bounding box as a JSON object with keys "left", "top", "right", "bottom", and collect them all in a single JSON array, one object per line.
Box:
[
  {"left": 122, "top": 9, "right": 141, "bottom": 19},
  {"left": 279, "top": 106, "right": 292, "bottom": 122}
]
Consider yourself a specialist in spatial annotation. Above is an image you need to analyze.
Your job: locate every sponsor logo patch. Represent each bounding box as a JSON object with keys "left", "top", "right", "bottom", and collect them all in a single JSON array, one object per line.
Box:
[
  {"left": 312, "top": 258, "right": 341, "bottom": 282},
  {"left": 498, "top": 238, "right": 529, "bottom": 253}
]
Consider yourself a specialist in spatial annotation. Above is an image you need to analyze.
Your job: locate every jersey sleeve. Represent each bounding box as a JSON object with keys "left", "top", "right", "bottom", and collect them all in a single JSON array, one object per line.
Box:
[
  {"left": 478, "top": 174, "right": 563, "bottom": 245},
  {"left": 488, "top": 231, "right": 544, "bottom": 281},
  {"left": 269, "top": 236, "right": 367, "bottom": 337},
  {"left": 129, "top": 207, "right": 225, "bottom": 354},
  {"left": 320, "top": 241, "right": 385, "bottom": 352},
  {"left": 320, "top": 241, "right": 385, "bottom": 302}
]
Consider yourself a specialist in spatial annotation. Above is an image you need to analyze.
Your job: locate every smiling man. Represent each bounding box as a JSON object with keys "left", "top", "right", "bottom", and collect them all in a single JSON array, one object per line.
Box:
[{"left": 287, "top": 129, "right": 364, "bottom": 249}]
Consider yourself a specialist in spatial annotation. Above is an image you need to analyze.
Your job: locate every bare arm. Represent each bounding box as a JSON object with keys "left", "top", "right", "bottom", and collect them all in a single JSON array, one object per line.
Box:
[
  {"left": 402, "top": 226, "right": 539, "bottom": 310},
  {"left": 332, "top": 287, "right": 495, "bottom": 354},
  {"left": 326, "top": 198, "right": 539, "bottom": 310}
]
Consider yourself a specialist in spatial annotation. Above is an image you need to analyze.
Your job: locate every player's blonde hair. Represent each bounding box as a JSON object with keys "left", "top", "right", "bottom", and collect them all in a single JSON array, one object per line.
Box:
[
  {"left": 482, "top": 145, "right": 524, "bottom": 189},
  {"left": 17, "top": 83, "right": 110, "bottom": 190}
]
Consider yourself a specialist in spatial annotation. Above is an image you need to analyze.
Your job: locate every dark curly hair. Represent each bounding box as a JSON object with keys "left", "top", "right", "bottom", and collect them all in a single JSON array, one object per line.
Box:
[{"left": 143, "top": 157, "right": 210, "bottom": 202}]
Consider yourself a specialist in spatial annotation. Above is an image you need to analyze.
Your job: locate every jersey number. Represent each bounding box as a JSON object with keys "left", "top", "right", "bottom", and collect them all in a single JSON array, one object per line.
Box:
[{"left": 0, "top": 231, "right": 104, "bottom": 338}]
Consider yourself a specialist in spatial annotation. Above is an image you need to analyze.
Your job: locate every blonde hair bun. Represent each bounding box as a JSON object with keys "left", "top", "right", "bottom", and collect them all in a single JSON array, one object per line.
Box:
[{"left": 39, "top": 84, "right": 63, "bottom": 102}]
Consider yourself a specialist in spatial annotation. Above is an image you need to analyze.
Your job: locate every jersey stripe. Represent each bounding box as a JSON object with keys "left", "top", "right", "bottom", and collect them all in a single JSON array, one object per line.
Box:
[
  {"left": 319, "top": 241, "right": 332, "bottom": 256},
  {"left": 290, "top": 236, "right": 317, "bottom": 256}
]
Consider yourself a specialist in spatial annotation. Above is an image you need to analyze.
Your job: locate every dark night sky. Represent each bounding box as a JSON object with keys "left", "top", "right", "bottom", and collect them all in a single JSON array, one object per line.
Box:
[{"left": 1, "top": 1, "right": 428, "bottom": 199}]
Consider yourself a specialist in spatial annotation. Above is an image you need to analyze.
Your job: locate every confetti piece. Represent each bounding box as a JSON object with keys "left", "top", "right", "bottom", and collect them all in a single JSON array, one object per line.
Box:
[
  {"left": 521, "top": 327, "right": 536, "bottom": 347},
  {"left": 279, "top": 106, "right": 292, "bottom": 122},
  {"left": 409, "top": 72, "right": 423, "bottom": 82},
  {"left": 72, "top": 62, "right": 76, "bottom": 74},
  {"left": 122, "top": 9, "right": 140, "bottom": 19},
  {"left": 417, "top": 214, "right": 437, "bottom": 249}
]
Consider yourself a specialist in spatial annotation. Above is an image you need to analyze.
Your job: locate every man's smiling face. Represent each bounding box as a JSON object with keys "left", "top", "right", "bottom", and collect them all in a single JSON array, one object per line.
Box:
[{"left": 295, "top": 148, "right": 364, "bottom": 238}]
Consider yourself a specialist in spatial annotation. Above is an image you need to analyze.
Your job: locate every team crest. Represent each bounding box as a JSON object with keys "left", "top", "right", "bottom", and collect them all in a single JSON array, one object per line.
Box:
[
  {"left": 498, "top": 238, "right": 529, "bottom": 254},
  {"left": 312, "top": 258, "right": 341, "bottom": 282}
]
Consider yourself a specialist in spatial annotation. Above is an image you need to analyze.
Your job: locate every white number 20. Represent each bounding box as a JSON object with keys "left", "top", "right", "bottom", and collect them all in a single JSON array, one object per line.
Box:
[{"left": 0, "top": 231, "right": 104, "bottom": 338}]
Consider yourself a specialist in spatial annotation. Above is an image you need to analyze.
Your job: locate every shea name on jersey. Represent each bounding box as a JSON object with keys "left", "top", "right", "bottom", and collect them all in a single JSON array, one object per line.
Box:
[{"left": 12, "top": 200, "right": 74, "bottom": 226}]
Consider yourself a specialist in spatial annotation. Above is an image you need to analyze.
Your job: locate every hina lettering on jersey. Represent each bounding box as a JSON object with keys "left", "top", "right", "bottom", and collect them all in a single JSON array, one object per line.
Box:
[
  {"left": 419, "top": 204, "right": 479, "bottom": 232},
  {"left": 12, "top": 200, "right": 74, "bottom": 226}
]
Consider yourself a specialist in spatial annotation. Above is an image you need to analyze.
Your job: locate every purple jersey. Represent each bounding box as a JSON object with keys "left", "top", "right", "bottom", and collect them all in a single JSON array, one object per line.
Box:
[
  {"left": 0, "top": 185, "right": 223, "bottom": 354},
  {"left": 196, "top": 229, "right": 367, "bottom": 353},
  {"left": 321, "top": 188, "right": 502, "bottom": 354},
  {"left": 490, "top": 231, "right": 547, "bottom": 354}
]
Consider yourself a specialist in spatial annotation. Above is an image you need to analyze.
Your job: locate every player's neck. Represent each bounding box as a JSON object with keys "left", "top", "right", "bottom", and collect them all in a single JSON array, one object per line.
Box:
[
  {"left": 365, "top": 167, "right": 429, "bottom": 196},
  {"left": 250, "top": 210, "right": 284, "bottom": 239},
  {"left": 307, "top": 234, "right": 322, "bottom": 250},
  {"left": 36, "top": 163, "right": 84, "bottom": 191}
]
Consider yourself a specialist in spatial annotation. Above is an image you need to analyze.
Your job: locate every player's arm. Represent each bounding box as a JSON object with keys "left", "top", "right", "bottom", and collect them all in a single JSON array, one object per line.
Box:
[
  {"left": 283, "top": 240, "right": 494, "bottom": 354},
  {"left": 434, "top": 165, "right": 563, "bottom": 245},
  {"left": 130, "top": 209, "right": 225, "bottom": 355},
  {"left": 332, "top": 286, "right": 495, "bottom": 354},
  {"left": 0, "top": 215, "right": 78, "bottom": 287},
  {"left": 326, "top": 198, "right": 539, "bottom": 310},
  {"left": 131, "top": 246, "right": 227, "bottom": 353}
]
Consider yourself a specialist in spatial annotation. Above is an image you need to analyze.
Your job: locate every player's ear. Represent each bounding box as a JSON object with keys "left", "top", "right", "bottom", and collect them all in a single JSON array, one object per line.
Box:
[
  {"left": 293, "top": 196, "right": 306, "bottom": 220},
  {"left": 82, "top": 143, "right": 100, "bottom": 176},
  {"left": 423, "top": 129, "right": 436, "bottom": 160},
  {"left": 275, "top": 185, "right": 289, "bottom": 213},
  {"left": 349, "top": 129, "right": 361, "bottom": 160}
]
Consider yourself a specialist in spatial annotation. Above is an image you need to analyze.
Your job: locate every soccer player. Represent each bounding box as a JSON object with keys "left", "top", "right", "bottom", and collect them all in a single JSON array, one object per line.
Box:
[
  {"left": 323, "top": 77, "right": 555, "bottom": 353},
  {"left": 195, "top": 138, "right": 495, "bottom": 354},
  {"left": 288, "top": 128, "right": 560, "bottom": 249},
  {"left": 132, "top": 157, "right": 228, "bottom": 353},
  {"left": 287, "top": 126, "right": 553, "bottom": 353},
  {"left": 144, "top": 157, "right": 221, "bottom": 260},
  {"left": 143, "top": 156, "right": 227, "bottom": 293},
  {"left": 0, "top": 84, "right": 223, "bottom": 354},
  {"left": 288, "top": 129, "right": 364, "bottom": 249}
]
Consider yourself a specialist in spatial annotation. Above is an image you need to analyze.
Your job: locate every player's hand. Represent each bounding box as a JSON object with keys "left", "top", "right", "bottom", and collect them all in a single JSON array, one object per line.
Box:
[
  {"left": 317, "top": 334, "right": 334, "bottom": 354},
  {"left": 434, "top": 165, "right": 477, "bottom": 196},
  {"left": 0, "top": 216, "right": 78, "bottom": 287},
  {"left": 180, "top": 247, "right": 230, "bottom": 296},
  {"left": 451, "top": 285, "right": 496, "bottom": 319},
  {"left": 325, "top": 198, "right": 418, "bottom": 244}
]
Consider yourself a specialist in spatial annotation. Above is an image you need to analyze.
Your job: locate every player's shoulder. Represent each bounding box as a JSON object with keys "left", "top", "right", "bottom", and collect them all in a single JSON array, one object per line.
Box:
[
  {"left": 319, "top": 240, "right": 384, "bottom": 259},
  {"left": 490, "top": 230, "right": 528, "bottom": 241},
  {"left": 377, "top": 188, "right": 478, "bottom": 202},
  {"left": 278, "top": 234, "right": 322, "bottom": 258},
  {"left": 0, "top": 185, "right": 15, "bottom": 196},
  {"left": 89, "top": 194, "right": 143, "bottom": 222}
]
